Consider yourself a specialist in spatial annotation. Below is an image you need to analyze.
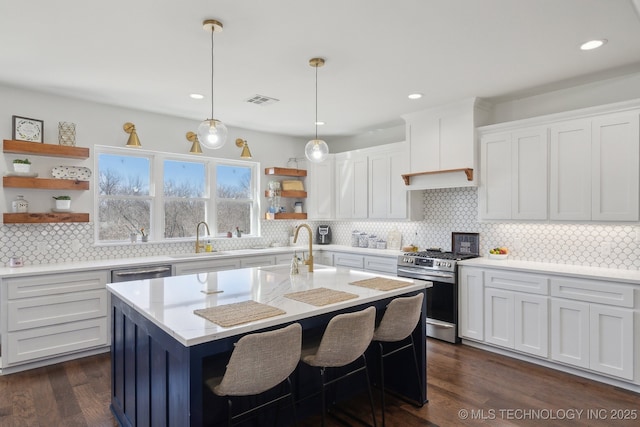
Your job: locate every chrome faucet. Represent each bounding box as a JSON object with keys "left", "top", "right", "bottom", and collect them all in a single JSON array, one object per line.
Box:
[
  {"left": 195, "top": 221, "right": 211, "bottom": 253},
  {"left": 293, "top": 223, "right": 314, "bottom": 272}
]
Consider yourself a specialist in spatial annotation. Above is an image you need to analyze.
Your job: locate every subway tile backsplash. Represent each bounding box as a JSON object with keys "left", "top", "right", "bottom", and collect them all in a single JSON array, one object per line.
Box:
[{"left": 2, "top": 187, "right": 639, "bottom": 270}]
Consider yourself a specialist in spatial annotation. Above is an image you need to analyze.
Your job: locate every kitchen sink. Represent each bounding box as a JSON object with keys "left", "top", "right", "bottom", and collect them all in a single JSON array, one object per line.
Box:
[{"left": 168, "top": 251, "right": 229, "bottom": 259}]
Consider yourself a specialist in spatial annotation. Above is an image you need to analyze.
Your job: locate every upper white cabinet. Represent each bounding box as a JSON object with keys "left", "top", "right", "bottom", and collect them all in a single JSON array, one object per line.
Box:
[
  {"left": 335, "top": 151, "right": 368, "bottom": 219},
  {"left": 306, "top": 156, "right": 335, "bottom": 220},
  {"left": 368, "top": 142, "right": 410, "bottom": 219},
  {"left": 402, "top": 97, "right": 491, "bottom": 189},
  {"left": 479, "top": 127, "right": 548, "bottom": 220},
  {"left": 479, "top": 100, "right": 640, "bottom": 222}
]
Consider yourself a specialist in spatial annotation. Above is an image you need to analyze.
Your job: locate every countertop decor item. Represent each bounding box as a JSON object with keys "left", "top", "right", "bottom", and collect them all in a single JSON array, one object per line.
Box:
[
  {"left": 12, "top": 158, "right": 31, "bottom": 173},
  {"left": 387, "top": 228, "right": 402, "bottom": 250},
  {"left": 197, "top": 19, "right": 228, "bottom": 149},
  {"left": 51, "top": 165, "right": 91, "bottom": 180},
  {"left": 452, "top": 232, "right": 480, "bottom": 255},
  {"left": 58, "top": 122, "right": 76, "bottom": 146},
  {"left": 305, "top": 57, "right": 329, "bottom": 163},
  {"left": 12, "top": 115, "right": 43, "bottom": 142},
  {"left": 53, "top": 195, "right": 71, "bottom": 210},
  {"left": 11, "top": 195, "right": 28, "bottom": 213}
]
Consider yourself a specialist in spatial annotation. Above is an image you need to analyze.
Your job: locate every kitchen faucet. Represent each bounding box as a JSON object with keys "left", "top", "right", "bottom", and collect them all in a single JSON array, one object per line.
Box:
[
  {"left": 195, "top": 221, "right": 211, "bottom": 253},
  {"left": 293, "top": 223, "right": 314, "bottom": 272}
]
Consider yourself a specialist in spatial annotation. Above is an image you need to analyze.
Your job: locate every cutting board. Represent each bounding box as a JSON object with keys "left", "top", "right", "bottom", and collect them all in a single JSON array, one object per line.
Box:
[{"left": 387, "top": 228, "right": 401, "bottom": 250}]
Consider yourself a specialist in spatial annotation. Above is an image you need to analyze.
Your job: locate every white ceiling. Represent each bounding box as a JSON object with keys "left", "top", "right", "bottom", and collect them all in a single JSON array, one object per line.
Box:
[{"left": 2, "top": 0, "right": 640, "bottom": 140}]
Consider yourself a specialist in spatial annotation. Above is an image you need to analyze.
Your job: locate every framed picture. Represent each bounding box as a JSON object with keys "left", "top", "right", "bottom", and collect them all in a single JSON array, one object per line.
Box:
[
  {"left": 12, "top": 115, "right": 44, "bottom": 143},
  {"left": 452, "top": 232, "right": 479, "bottom": 255}
]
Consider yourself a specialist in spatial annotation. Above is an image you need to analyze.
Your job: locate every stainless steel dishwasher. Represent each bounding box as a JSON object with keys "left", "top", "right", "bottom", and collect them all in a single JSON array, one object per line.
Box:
[{"left": 110, "top": 264, "right": 173, "bottom": 282}]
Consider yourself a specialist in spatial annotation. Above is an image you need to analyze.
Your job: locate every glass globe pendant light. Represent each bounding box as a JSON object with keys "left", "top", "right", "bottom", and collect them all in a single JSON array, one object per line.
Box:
[
  {"left": 197, "top": 19, "right": 228, "bottom": 149},
  {"left": 305, "top": 57, "right": 329, "bottom": 163}
]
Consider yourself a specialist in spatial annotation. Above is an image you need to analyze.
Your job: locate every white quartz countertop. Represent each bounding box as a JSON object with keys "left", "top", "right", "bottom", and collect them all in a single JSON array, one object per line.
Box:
[
  {"left": 0, "top": 244, "right": 403, "bottom": 278},
  {"left": 460, "top": 257, "right": 640, "bottom": 284},
  {"left": 106, "top": 265, "right": 430, "bottom": 347}
]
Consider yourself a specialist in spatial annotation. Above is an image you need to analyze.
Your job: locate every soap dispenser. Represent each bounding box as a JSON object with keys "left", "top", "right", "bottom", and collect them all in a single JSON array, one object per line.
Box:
[{"left": 290, "top": 251, "right": 300, "bottom": 275}]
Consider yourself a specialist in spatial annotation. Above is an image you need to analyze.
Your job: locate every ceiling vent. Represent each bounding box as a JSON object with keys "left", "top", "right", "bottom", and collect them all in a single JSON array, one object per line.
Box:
[{"left": 245, "top": 94, "right": 279, "bottom": 106}]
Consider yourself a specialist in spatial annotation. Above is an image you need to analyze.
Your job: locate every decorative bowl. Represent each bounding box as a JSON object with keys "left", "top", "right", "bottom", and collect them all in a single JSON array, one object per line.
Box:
[{"left": 489, "top": 253, "right": 509, "bottom": 260}]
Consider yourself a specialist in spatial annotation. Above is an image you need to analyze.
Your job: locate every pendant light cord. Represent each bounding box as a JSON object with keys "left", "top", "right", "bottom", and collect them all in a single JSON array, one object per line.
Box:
[
  {"left": 210, "top": 29, "right": 215, "bottom": 120},
  {"left": 314, "top": 63, "right": 318, "bottom": 140}
]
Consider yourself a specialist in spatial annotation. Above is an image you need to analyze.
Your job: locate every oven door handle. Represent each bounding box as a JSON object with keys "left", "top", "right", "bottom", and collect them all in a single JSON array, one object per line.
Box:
[
  {"left": 426, "top": 319, "right": 455, "bottom": 329},
  {"left": 396, "top": 267, "right": 455, "bottom": 282}
]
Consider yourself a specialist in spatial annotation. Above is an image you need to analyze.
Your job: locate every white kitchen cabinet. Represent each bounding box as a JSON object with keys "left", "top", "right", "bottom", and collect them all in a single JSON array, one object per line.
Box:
[
  {"left": 458, "top": 266, "right": 484, "bottom": 341},
  {"left": 335, "top": 152, "right": 368, "bottom": 219},
  {"left": 550, "top": 276, "right": 635, "bottom": 380},
  {"left": 333, "top": 252, "right": 364, "bottom": 270},
  {"left": 549, "top": 111, "right": 639, "bottom": 221},
  {"left": 478, "top": 127, "right": 548, "bottom": 220},
  {"left": 368, "top": 142, "right": 410, "bottom": 219},
  {"left": 1, "top": 270, "right": 110, "bottom": 368},
  {"left": 363, "top": 255, "right": 397, "bottom": 275},
  {"left": 314, "top": 250, "right": 334, "bottom": 266},
  {"left": 239, "top": 255, "right": 276, "bottom": 268},
  {"left": 485, "top": 288, "right": 514, "bottom": 348},
  {"left": 173, "top": 258, "right": 241, "bottom": 275},
  {"left": 306, "top": 156, "right": 335, "bottom": 220}
]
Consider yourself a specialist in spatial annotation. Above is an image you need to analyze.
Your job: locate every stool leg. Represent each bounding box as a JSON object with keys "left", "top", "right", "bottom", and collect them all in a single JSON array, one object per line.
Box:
[
  {"left": 287, "top": 377, "right": 298, "bottom": 427},
  {"left": 320, "top": 367, "right": 327, "bottom": 427},
  {"left": 378, "top": 343, "right": 386, "bottom": 427},
  {"left": 410, "top": 335, "right": 425, "bottom": 406},
  {"left": 362, "top": 355, "right": 378, "bottom": 427}
]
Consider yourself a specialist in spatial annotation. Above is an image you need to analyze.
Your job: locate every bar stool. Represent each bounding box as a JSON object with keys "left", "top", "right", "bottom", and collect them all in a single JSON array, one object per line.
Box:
[
  {"left": 300, "top": 306, "right": 377, "bottom": 427},
  {"left": 372, "top": 293, "right": 424, "bottom": 426},
  {"left": 205, "top": 323, "right": 302, "bottom": 426}
]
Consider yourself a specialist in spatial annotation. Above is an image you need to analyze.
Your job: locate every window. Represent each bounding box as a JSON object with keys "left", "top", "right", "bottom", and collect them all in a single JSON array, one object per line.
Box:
[{"left": 95, "top": 146, "right": 259, "bottom": 243}]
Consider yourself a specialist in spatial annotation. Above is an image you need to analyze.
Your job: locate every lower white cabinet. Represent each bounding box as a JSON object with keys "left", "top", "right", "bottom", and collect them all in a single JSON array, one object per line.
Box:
[
  {"left": 459, "top": 264, "right": 638, "bottom": 386},
  {"left": 363, "top": 255, "right": 397, "bottom": 275},
  {"left": 1, "top": 270, "right": 110, "bottom": 367},
  {"left": 173, "top": 258, "right": 241, "bottom": 275},
  {"left": 239, "top": 255, "right": 276, "bottom": 268},
  {"left": 334, "top": 252, "right": 365, "bottom": 270},
  {"left": 314, "top": 251, "right": 334, "bottom": 266}
]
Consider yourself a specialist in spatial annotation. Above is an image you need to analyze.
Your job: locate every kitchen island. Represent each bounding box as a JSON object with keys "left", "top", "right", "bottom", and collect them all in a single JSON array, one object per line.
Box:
[{"left": 107, "top": 264, "right": 430, "bottom": 427}]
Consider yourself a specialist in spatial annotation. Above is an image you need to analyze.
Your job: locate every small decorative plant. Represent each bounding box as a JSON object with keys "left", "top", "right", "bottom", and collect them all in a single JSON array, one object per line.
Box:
[
  {"left": 53, "top": 195, "right": 71, "bottom": 210},
  {"left": 13, "top": 158, "right": 31, "bottom": 173}
]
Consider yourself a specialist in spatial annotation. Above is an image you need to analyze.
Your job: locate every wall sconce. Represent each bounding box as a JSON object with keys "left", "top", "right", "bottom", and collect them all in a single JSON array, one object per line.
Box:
[
  {"left": 186, "top": 131, "right": 203, "bottom": 154},
  {"left": 123, "top": 122, "right": 141, "bottom": 147},
  {"left": 235, "top": 138, "right": 252, "bottom": 159}
]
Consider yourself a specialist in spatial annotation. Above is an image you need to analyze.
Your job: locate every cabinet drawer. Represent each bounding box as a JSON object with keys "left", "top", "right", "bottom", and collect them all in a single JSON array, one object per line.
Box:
[
  {"left": 6, "top": 318, "right": 108, "bottom": 365},
  {"left": 550, "top": 277, "right": 634, "bottom": 307},
  {"left": 485, "top": 270, "right": 548, "bottom": 295},
  {"left": 334, "top": 253, "right": 364, "bottom": 269},
  {"left": 363, "top": 256, "right": 397, "bottom": 275},
  {"left": 240, "top": 255, "right": 275, "bottom": 268},
  {"left": 174, "top": 258, "right": 241, "bottom": 275},
  {"left": 7, "top": 289, "right": 107, "bottom": 332},
  {"left": 6, "top": 270, "right": 108, "bottom": 299}
]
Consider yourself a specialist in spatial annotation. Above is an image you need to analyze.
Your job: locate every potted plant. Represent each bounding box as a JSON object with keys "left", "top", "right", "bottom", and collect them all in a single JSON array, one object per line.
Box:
[
  {"left": 13, "top": 158, "right": 31, "bottom": 173},
  {"left": 52, "top": 195, "right": 71, "bottom": 210}
]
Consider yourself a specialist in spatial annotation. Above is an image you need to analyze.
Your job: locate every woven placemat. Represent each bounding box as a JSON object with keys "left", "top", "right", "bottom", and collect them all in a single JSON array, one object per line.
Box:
[
  {"left": 284, "top": 287, "right": 358, "bottom": 307},
  {"left": 350, "top": 277, "right": 411, "bottom": 291},
  {"left": 194, "top": 300, "right": 285, "bottom": 327}
]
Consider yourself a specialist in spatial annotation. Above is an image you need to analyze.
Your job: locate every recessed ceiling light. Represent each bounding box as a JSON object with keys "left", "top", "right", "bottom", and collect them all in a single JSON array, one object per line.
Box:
[
  {"left": 190, "top": 93, "right": 204, "bottom": 99},
  {"left": 315, "top": 121, "right": 325, "bottom": 126},
  {"left": 580, "top": 39, "right": 607, "bottom": 50},
  {"left": 408, "top": 93, "right": 423, "bottom": 100}
]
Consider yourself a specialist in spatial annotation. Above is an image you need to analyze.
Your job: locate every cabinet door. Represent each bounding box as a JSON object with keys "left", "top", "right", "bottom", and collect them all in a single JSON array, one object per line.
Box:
[
  {"left": 363, "top": 255, "right": 397, "bottom": 275},
  {"left": 511, "top": 128, "right": 548, "bottom": 220},
  {"left": 173, "top": 258, "right": 241, "bottom": 275},
  {"left": 479, "top": 132, "right": 511, "bottom": 219},
  {"left": 239, "top": 255, "right": 275, "bottom": 268},
  {"left": 388, "top": 148, "right": 409, "bottom": 218},
  {"left": 307, "top": 158, "right": 334, "bottom": 220},
  {"left": 485, "top": 288, "right": 514, "bottom": 348},
  {"left": 589, "top": 304, "right": 634, "bottom": 380},
  {"left": 591, "top": 111, "right": 640, "bottom": 221},
  {"left": 550, "top": 298, "right": 590, "bottom": 368},
  {"left": 352, "top": 156, "right": 369, "bottom": 218},
  {"left": 514, "top": 293, "right": 548, "bottom": 357},
  {"left": 368, "top": 152, "right": 390, "bottom": 218},
  {"left": 458, "top": 267, "right": 484, "bottom": 341},
  {"left": 407, "top": 120, "right": 439, "bottom": 173},
  {"left": 333, "top": 253, "right": 364, "bottom": 270},
  {"left": 549, "top": 119, "right": 591, "bottom": 220}
]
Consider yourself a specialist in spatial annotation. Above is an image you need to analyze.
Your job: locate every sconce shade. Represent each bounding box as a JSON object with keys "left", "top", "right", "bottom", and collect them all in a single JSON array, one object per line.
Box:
[
  {"left": 123, "top": 122, "right": 141, "bottom": 148},
  {"left": 236, "top": 138, "right": 252, "bottom": 158},
  {"left": 186, "top": 131, "right": 203, "bottom": 154},
  {"left": 197, "top": 118, "right": 228, "bottom": 149},
  {"left": 305, "top": 139, "right": 329, "bottom": 163}
]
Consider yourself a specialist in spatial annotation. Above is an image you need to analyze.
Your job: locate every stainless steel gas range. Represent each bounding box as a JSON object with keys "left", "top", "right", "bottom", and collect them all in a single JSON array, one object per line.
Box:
[{"left": 397, "top": 250, "right": 478, "bottom": 343}]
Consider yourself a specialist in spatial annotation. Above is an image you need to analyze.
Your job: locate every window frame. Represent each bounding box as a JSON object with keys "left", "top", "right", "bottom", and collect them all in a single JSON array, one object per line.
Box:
[{"left": 94, "top": 145, "right": 261, "bottom": 245}]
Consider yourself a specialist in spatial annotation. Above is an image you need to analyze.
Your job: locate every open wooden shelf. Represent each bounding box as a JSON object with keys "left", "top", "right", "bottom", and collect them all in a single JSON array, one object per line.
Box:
[
  {"left": 3, "top": 139, "right": 90, "bottom": 159},
  {"left": 3, "top": 212, "right": 90, "bottom": 223},
  {"left": 264, "top": 167, "right": 307, "bottom": 177},
  {"left": 273, "top": 212, "right": 307, "bottom": 220},
  {"left": 401, "top": 168, "right": 473, "bottom": 185},
  {"left": 265, "top": 190, "right": 307, "bottom": 198},
  {"left": 3, "top": 176, "right": 89, "bottom": 190}
]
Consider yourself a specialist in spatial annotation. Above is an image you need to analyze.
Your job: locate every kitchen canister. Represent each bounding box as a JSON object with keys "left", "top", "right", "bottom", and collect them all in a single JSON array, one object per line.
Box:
[
  {"left": 359, "top": 232, "right": 369, "bottom": 248},
  {"left": 351, "top": 231, "right": 360, "bottom": 247},
  {"left": 368, "top": 235, "right": 378, "bottom": 248},
  {"left": 376, "top": 239, "right": 387, "bottom": 249},
  {"left": 12, "top": 195, "right": 29, "bottom": 213}
]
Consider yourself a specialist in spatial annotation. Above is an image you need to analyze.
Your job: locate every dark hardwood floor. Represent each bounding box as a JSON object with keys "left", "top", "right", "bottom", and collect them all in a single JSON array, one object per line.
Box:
[{"left": 1, "top": 339, "right": 638, "bottom": 426}]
